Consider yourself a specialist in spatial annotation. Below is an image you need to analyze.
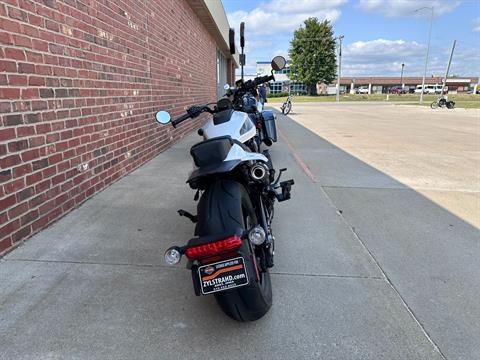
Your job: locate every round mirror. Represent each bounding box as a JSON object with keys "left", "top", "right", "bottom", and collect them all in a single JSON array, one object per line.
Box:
[
  {"left": 155, "top": 111, "right": 171, "bottom": 124},
  {"left": 271, "top": 56, "right": 287, "bottom": 71},
  {"left": 224, "top": 83, "right": 230, "bottom": 90}
]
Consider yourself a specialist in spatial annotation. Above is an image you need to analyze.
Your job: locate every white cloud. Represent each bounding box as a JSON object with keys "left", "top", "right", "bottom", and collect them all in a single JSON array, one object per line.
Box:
[
  {"left": 342, "top": 39, "right": 425, "bottom": 75},
  {"left": 358, "top": 0, "right": 461, "bottom": 17},
  {"left": 227, "top": 0, "right": 345, "bottom": 37},
  {"left": 227, "top": 0, "right": 346, "bottom": 76},
  {"left": 227, "top": 9, "right": 341, "bottom": 37},
  {"left": 344, "top": 39, "right": 424, "bottom": 63},
  {"left": 226, "top": 1, "right": 478, "bottom": 78},
  {"left": 262, "top": 0, "right": 347, "bottom": 14},
  {"left": 341, "top": 38, "right": 479, "bottom": 76},
  {"left": 244, "top": 39, "right": 274, "bottom": 52},
  {"left": 473, "top": 17, "right": 480, "bottom": 32}
]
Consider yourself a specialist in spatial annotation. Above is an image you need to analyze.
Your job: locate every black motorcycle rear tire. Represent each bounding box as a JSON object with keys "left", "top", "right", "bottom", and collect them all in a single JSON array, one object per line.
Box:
[{"left": 195, "top": 180, "right": 272, "bottom": 322}]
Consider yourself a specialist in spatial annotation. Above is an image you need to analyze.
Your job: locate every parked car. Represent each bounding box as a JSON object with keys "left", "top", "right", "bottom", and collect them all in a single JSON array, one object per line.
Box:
[
  {"left": 414, "top": 85, "right": 427, "bottom": 94},
  {"left": 355, "top": 86, "right": 369, "bottom": 94},
  {"left": 414, "top": 85, "right": 444, "bottom": 94},
  {"left": 432, "top": 85, "right": 445, "bottom": 94},
  {"left": 389, "top": 86, "right": 408, "bottom": 94}
]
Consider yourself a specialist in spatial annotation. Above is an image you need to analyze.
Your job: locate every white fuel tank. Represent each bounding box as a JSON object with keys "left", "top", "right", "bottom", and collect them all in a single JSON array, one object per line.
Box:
[{"left": 202, "top": 111, "right": 256, "bottom": 143}]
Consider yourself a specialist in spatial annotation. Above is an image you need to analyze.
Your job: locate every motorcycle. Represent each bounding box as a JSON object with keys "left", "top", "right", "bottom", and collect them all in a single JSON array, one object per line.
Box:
[
  {"left": 155, "top": 55, "right": 294, "bottom": 321},
  {"left": 431, "top": 97, "right": 455, "bottom": 109},
  {"left": 281, "top": 94, "right": 293, "bottom": 115}
]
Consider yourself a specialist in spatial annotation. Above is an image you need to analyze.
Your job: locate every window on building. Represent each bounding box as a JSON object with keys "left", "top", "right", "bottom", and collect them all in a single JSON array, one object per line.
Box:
[
  {"left": 289, "top": 82, "right": 306, "bottom": 95},
  {"left": 216, "top": 49, "right": 227, "bottom": 98},
  {"left": 274, "top": 68, "right": 291, "bottom": 75},
  {"left": 269, "top": 82, "right": 283, "bottom": 94}
]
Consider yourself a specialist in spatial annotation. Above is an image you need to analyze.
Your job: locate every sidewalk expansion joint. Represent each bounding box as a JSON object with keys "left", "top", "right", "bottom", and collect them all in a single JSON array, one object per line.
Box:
[
  {"left": 3, "top": 258, "right": 180, "bottom": 270},
  {"left": 270, "top": 271, "right": 382, "bottom": 280}
]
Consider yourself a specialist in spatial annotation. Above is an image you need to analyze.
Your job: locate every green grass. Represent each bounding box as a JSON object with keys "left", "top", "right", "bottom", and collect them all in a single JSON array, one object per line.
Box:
[{"left": 266, "top": 93, "right": 480, "bottom": 108}]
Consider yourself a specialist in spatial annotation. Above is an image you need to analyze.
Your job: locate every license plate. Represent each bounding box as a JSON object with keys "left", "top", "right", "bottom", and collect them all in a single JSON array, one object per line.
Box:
[{"left": 198, "top": 257, "right": 249, "bottom": 295}]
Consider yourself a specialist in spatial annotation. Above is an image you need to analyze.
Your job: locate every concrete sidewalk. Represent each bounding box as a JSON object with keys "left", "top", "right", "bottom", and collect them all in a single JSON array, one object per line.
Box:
[{"left": 1, "top": 112, "right": 474, "bottom": 359}]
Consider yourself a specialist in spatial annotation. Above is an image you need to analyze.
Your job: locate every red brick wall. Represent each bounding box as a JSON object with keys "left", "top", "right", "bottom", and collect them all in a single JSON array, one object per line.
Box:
[{"left": 0, "top": 0, "right": 226, "bottom": 254}]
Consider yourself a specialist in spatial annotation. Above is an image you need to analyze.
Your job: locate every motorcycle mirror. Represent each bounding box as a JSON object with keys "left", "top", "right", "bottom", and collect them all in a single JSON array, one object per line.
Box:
[
  {"left": 229, "top": 28, "right": 235, "bottom": 54},
  {"left": 271, "top": 56, "right": 287, "bottom": 71},
  {"left": 240, "top": 22, "right": 245, "bottom": 48},
  {"left": 224, "top": 83, "right": 230, "bottom": 90},
  {"left": 155, "top": 111, "right": 171, "bottom": 124}
]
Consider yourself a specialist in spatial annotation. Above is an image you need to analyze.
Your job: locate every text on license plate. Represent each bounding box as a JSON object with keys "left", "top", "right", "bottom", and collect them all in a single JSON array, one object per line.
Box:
[{"left": 198, "top": 257, "right": 249, "bottom": 295}]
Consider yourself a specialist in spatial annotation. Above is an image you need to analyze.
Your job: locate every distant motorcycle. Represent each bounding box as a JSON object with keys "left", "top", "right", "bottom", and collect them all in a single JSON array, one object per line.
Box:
[
  {"left": 431, "top": 97, "right": 455, "bottom": 109},
  {"left": 281, "top": 94, "right": 293, "bottom": 115}
]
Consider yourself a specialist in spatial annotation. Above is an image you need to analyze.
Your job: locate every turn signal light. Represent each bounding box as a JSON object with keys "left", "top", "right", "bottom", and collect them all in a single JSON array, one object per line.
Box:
[
  {"left": 185, "top": 236, "right": 242, "bottom": 260},
  {"left": 248, "top": 225, "right": 266, "bottom": 245},
  {"left": 164, "top": 247, "right": 182, "bottom": 265}
]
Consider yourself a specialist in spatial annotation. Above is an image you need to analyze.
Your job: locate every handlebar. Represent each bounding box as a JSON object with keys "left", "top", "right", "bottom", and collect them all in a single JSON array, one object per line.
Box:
[
  {"left": 171, "top": 105, "right": 214, "bottom": 128},
  {"left": 241, "top": 74, "right": 275, "bottom": 92},
  {"left": 168, "top": 74, "right": 274, "bottom": 128},
  {"left": 171, "top": 112, "right": 191, "bottom": 128},
  {"left": 254, "top": 74, "right": 275, "bottom": 86}
]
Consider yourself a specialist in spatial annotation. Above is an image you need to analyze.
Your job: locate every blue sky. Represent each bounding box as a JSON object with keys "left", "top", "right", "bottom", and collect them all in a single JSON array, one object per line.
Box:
[{"left": 222, "top": 0, "right": 480, "bottom": 77}]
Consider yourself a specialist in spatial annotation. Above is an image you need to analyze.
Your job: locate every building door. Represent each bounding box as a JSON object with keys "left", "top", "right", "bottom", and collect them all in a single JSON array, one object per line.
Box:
[{"left": 216, "top": 49, "right": 227, "bottom": 99}]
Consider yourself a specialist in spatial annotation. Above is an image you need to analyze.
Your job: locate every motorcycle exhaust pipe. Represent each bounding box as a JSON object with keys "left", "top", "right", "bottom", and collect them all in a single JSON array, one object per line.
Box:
[{"left": 250, "top": 163, "right": 269, "bottom": 182}]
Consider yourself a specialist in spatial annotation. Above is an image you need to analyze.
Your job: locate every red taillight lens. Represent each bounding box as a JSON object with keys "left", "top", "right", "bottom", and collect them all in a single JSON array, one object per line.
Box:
[{"left": 185, "top": 235, "right": 242, "bottom": 260}]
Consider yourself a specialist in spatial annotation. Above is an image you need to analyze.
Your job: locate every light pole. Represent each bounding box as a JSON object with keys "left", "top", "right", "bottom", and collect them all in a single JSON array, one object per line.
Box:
[
  {"left": 336, "top": 35, "right": 344, "bottom": 102},
  {"left": 400, "top": 63, "right": 405, "bottom": 88},
  {"left": 415, "top": 6, "right": 434, "bottom": 103},
  {"left": 441, "top": 40, "right": 456, "bottom": 96}
]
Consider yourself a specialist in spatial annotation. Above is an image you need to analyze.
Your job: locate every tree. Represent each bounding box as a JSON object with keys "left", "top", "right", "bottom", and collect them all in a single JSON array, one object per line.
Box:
[{"left": 288, "top": 18, "right": 337, "bottom": 95}]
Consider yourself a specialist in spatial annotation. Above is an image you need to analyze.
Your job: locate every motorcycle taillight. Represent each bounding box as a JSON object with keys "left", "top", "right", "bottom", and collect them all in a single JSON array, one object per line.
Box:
[{"left": 185, "top": 236, "right": 242, "bottom": 260}]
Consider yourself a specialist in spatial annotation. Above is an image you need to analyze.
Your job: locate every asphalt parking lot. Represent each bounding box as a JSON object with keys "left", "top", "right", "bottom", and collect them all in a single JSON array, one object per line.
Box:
[{"left": 1, "top": 104, "right": 478, "bottom": 359}]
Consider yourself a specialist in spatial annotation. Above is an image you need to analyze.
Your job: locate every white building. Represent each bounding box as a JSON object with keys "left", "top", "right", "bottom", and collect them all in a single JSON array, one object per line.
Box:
[
  {"left": 236, "top": 61, "right": 307, "bottom": 95},
  {"left": 256, "top": 61, "right": 307, "bottom": 95}
]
